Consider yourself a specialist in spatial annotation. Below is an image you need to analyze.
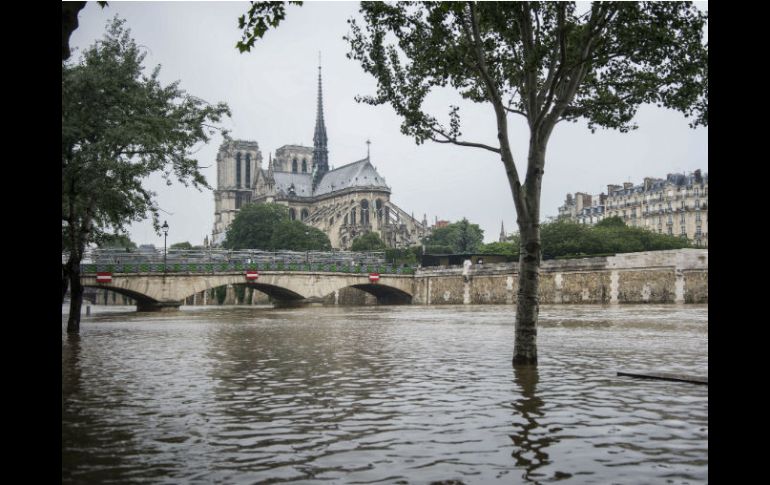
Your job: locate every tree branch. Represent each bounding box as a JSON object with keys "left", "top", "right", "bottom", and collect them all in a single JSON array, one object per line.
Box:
[{"left": 429, "top": 126, "right": 501, "bottom": 154}]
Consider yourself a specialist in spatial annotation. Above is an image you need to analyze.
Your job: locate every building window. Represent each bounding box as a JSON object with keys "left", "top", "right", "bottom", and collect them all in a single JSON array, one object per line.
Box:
[
  {"left": 245, "top": 153, "right": 251, "bottom": 187},
  {"left": 694, "top": 187, "right": 700, "bottom": 197},
  {"left": 360, "top": 200, "right": 370, "bottom": 225},
  {"left": 289, "top": 208, "right": 296, "bottom": 220},
  {"left": 302, "top": 159, "right": 307, "bottom": 173},
  {"left": 236, "top": 152, "right": 242, "bottom": 188},
  {"left": 301, "top": 208, "right": 309, "bottom": 221},
  {"left": 667, "top": 226, "right": 673, "bottom": 235},
  {"left": 350, "top": 208, "right": 356, "bottom": 225},
  {"left": 375, "top": 199, "right": 383, "bottom": 219},
  {"left": 292, "top": 158, "right": 298, "bottom": 173}
]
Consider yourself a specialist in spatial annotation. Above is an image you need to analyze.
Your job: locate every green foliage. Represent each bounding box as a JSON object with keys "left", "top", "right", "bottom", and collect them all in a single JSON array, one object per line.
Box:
[
  {"left": 347, "top": 3, "right": 707, "bottom": 144},
  {"left": 97, "top": 233, "right": 136, "bottom": 249},
  {"left": 170, "top": 241, "right": 193, "bottom": 250},
  {"left": 479, "top": 241, "right": 519, "bottom": 259},
  {"left": 62, "top": 17, "right": 230, "bottom": 256},
  {"left": 223, "top": 203, "right": 289, "bottom": 249},
  {"left": 595, "top": 216, "right": 626, "bottom": 228},
  {"left": 351, "top": 232, "right": 387, "bottom": 251},
  {"left": 269, "top": 220, "right": 332, "bottom": 251},
  {"left": 385, "top": 246, "right": 421, "bottom": 265},
  {"left": 424, "top": 245, "right": 454, "bottom": 255},
  {"left": 540, "top": 220, "right": 690, "bottom": 259},
  {"left": 236, "top": 1, "right": 303, "bottom": 52},
  {"left": 422, "top": 218, "right": 484, "bottom": 253}
]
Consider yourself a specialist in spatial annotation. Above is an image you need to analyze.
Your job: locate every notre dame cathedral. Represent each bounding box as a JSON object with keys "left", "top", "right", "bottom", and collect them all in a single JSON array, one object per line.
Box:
[{"left": 211, "top": 65, "right": 428, "bottom": 249}]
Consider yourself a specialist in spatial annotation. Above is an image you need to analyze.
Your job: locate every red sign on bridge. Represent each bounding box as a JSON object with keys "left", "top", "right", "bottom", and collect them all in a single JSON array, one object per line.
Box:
[
  {"left": 369, "top": 273, "right": 380, "bottom": 283},
  {"left": 245, "top": 271, "right": 259, "bottom": 281},
  {"left": 96, "top": 272, "right": 112, "bottom": 283}
]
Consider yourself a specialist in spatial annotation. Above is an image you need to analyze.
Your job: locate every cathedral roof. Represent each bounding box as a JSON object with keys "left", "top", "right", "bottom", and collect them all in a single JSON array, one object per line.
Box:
[
  {"left": 269, "top": 158, "right": 390, "bottom": 199},
  {"left": 314, "top": 158, "right": 390, "bottom": 195},
  {"left": 273, "top": 172, "right": 314, "bottom": 197}
]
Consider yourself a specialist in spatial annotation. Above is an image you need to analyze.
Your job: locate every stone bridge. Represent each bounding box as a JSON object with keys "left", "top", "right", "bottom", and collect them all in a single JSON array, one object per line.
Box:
[{"left": 81, "top": 271, "right": 414, "bottom": 311}]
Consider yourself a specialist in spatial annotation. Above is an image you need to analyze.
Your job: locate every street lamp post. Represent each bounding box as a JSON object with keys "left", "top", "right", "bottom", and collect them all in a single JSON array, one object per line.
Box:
[{"left": 162, "top": 220, "right": 169, "bottom": 274}]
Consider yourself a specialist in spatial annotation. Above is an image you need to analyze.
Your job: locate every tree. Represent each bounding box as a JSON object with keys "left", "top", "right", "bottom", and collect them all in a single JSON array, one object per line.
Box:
[
  {"left": 539, "top": 219, "right": 690, "bottom": 258},
  {"left": 422, "top": 218, "right": 484, "bottom": 253},
  {"left": 62, "top": 17, "right": 230, "bottom": 332},
  {"left": 269, "top": 220, "right": 332, "bottom": 251},
  {"left": 223, "top": 203, "right": 290, "bottom": 249},
  {"left": 351, "top": 231, "right": 387, "bottom": 251},
  {"left": 347, "top": 2, "right": 707, "bottom": 365},
  {"left": 479, "top": 241, "right": 519, "bottom": 259},
  {"left": 170, "top": 241, "right": 193, "bottom": 250},
  {"left": 595, "top": 216, "right": 626, "bottom": 228},
  {"left": 98, "top": 233, "right": 137, "bottom": 250}
]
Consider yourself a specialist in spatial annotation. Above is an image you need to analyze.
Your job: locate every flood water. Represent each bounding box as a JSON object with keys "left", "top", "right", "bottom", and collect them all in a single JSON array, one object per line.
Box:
[{"left": 62, "top": 304, "right": 708, "bottom": 484}]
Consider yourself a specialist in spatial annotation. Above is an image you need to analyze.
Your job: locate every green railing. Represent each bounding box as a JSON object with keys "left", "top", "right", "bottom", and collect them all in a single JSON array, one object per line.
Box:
[{"left": 81, "top": 262, "right": 416, "bottom": 275}]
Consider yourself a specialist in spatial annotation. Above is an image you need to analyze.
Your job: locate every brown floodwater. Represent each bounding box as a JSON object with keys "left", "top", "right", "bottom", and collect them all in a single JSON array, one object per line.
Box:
[{"left": 62, "top": 304, "right": 707, "bottom": 484}]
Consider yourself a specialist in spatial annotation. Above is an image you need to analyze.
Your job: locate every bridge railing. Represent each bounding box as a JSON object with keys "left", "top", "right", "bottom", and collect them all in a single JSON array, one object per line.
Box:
[
  {"left": 80, "top": 260, "right": 416, "bottom": 275},
  {"left": 76, "top": 248, "right": 417, "bottom": 275},
  {"left": 75, "top": 248, "right": 390, "bottom": 265}
]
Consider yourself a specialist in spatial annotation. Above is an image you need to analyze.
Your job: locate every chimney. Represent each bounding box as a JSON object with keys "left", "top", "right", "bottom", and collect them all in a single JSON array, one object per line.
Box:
[
  {"left": 623, "top": 182, "right": 633, "bottom": 190},
  {"left": 643, "top": 177, "right": 653, "bottom": 191},
  {"left": 607, "top": 184, "right": 621, "bottom": 196}
]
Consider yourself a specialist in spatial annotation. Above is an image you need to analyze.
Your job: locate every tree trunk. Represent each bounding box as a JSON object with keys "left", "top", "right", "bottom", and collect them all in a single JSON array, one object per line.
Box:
[
  {"left": 62, "top": 261, "right": 70, "bottom": 305},
  {"left": 67, "top": 252, "right": 83, "bottom": 333},
  {"left": 512, "top": 142, "right": 546, "bottom": 366},
  {"left": 513, "top": 220, "right": 541, "bottom": 366}
]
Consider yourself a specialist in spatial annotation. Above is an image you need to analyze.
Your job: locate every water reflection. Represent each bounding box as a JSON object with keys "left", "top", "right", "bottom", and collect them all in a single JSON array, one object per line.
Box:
[{"left": 509, "top": 366, "right": 559, "bottom": 482}]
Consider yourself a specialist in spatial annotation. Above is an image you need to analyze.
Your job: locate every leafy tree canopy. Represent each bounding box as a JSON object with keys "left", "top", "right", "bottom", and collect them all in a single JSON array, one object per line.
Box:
[
  {"left": 540, "top": 219, "right": 690, "bottom": 258},
  {"left": 63, "top": 17, "right": 230, "bottom": 249},
  {"left": 595, "top": 216, "right": 626, "bottom": 228},
  {"left": 479, "top": 241, "right": 519, "bottom": 259},
  {"left": 97, "top": 233, "right": 136, "bottom": 249},
  {"left": 170, "top": 241, "right": 193, "bottom": 250},
  {"left": 269, "top": 220, "right": 332, "bottom": 251},
  {"left": 351, "top": 231, "right": 387, "bottom": 251},
  {"left": 223, "top": 203, "right": 290, "bottom": 249},
  {"left": 385, "top": 246, "right": 421, "bottom": 266},
  {"left": 422, "top": 218, "right": 484, "bottom": 253},
  {"left": 236, "top": 1, "right": 303, "bottom": 52}
]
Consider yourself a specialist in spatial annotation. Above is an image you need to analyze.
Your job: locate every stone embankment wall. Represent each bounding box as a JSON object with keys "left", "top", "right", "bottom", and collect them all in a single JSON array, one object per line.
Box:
[{"left": 412, "top": 249, "right": 707, "bottom": 305}]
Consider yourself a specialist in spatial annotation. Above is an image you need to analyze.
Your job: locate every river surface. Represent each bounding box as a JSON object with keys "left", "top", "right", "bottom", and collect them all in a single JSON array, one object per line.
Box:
[{"left": 62, "top": 304, "right": 708, "bottom": 484}]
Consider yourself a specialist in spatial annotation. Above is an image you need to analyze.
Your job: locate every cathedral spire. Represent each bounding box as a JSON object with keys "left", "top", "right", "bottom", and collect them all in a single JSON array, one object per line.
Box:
[
  {"left": 499, "top": 220, "right": 506, "bottom": 242},
  {"left": 267, "top": 152, "right": 274, "bottom": 184},
  {"left": 312, "top": 56, "right": 329, "bottom": 188}
]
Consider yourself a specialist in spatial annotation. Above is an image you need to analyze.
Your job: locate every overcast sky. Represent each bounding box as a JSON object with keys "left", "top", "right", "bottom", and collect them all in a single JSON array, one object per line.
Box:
[{"left": 69, "top": 1, "right": 708, "bottom": 247}]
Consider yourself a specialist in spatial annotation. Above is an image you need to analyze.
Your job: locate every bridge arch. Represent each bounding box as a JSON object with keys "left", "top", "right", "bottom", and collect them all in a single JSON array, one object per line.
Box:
[
  {"left": 81, "top": 283, "right": 164, "bottom": 311},
  {"left": 348, "top": 283, "right": 412, "bottom": 304}
]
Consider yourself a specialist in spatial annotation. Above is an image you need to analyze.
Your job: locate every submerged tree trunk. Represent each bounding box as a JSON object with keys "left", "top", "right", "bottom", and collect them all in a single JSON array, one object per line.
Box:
[
  {"left": 67, "top": 247, "right": 84, "bottom": 333},
  {"left": 514, "top": 220, "right": 541, "bottom": 365}
]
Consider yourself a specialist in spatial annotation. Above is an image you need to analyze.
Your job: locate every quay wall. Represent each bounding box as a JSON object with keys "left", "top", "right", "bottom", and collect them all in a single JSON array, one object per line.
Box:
[{"left": 411, "top": 249, "right": 707, "bottom": 305}]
